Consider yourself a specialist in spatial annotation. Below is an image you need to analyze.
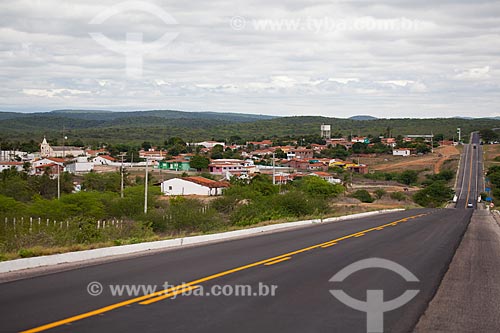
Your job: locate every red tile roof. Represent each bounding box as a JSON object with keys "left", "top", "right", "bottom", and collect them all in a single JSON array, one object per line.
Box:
[
  {"left": 0, "top": 162, "right": 23, "bottom": 165},
  {"left": 182, "top": 177, "right": 230, "bottom": 188}
]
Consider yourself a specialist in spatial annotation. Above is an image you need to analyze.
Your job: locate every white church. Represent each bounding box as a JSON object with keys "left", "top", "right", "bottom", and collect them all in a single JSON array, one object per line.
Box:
[{"left": 40, "top": 137, "right": 85, "bottom": 158}]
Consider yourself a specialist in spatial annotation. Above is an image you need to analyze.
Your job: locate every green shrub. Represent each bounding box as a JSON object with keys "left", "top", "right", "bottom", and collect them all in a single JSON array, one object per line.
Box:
[
  {"left": 390, "top": 192, "right": 407, "bottom": 201},
  {"left": 295, "top": 176, "right": 344, "bottom": 198},
  {"left": 350, "top": 190, "right": 374, "bottom": 203},
  {"left": 374, "top": 189, "right": 386, "bottom": 199},
  {"left": 18, "top": 248, "right": 36, "bottom": 258}
]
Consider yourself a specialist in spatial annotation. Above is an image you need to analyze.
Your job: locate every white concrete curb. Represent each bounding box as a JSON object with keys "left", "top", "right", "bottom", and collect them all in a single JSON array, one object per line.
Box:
[{"left": 0, "top": 209, "right": 404, "bottom": 273}]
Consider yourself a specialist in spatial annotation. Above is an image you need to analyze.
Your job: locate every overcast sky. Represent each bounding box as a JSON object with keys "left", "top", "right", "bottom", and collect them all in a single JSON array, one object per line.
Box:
[{"left": 1, "top": 0, "right": 499, "bottom": 118}]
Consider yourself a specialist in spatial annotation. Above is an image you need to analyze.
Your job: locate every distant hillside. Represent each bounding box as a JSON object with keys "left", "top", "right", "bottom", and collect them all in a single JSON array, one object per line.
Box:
[
  {"left": 1, "top": 110, "right": 499, "bottom": 145},
  {"left": 349, "top": 115, "right": 378, "bottom": 121}
]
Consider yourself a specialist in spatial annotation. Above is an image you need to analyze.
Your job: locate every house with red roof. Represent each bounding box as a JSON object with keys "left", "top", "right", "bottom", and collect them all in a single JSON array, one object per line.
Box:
[{"left": 160, "top": 177, "right": 229, "bottom": 196}]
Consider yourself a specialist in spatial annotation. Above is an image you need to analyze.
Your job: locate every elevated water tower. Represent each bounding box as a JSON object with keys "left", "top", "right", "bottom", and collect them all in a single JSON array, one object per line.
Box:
[{"left": 321, "top": 124, "right": 331, "bottom": 140}]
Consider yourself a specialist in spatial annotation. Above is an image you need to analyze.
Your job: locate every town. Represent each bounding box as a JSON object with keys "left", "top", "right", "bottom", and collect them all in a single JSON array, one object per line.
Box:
[{"left": 0, "top": 124, "right": 452, "bottom": 197}]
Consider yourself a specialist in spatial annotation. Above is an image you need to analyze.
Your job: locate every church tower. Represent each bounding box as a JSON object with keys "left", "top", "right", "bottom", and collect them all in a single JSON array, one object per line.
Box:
[{"left": 40, "top": 137, "right": 52, "bottom": 157}]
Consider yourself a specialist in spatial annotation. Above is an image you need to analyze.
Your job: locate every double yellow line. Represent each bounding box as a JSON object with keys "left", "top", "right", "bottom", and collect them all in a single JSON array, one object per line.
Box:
[
  {"left": 22, "top": 212, "right": 428, "bottom": 333},
  {"left": 464, "top": 144, "right": 475, "bottom": 208}
]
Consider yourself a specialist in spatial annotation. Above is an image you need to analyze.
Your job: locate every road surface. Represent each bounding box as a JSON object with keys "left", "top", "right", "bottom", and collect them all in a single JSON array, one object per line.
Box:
[{"left": 455, "top": 132, "right": 483, "bottom": 209}]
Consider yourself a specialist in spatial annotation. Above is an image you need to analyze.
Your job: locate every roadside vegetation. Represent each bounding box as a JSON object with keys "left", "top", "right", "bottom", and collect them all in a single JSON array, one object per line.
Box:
[{"left": 0, "top": 169, "right": 347, "bottom": 260}]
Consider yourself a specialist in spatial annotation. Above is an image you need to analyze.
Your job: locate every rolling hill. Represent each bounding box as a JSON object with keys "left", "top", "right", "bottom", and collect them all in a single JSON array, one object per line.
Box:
[{"left": 1, "top": 109, "right": 499, "bottom": 145}]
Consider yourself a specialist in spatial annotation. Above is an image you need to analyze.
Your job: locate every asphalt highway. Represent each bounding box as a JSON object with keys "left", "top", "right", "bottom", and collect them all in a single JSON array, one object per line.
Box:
[
  {"left": 456, "top": 132, "right": 483, "bottom": 209},
  {"left": 0, "top": 208, "right": 473, "bottom": 333}
]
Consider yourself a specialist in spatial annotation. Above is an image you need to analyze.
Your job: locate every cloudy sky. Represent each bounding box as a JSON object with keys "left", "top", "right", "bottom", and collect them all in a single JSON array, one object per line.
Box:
[{"left": 0, "top": 0, "right": 499, "bottom": 118}]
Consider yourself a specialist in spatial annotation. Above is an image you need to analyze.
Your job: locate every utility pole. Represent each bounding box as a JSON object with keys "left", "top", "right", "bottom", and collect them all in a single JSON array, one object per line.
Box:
[
  {"left": 272, "top": 152, "right": 276, "bottom": 185},
  {"left": 119, "top": 153, "right": 126, "bottom": 198},
  {"left": 457, "top": 128, "right": 461, "bottom": 143},
  {"left": 57, "top": 130, "right": 67, "bottom": 200},
  {"left": 431, "top": 132, "right": 434, "bottom": 154},
  {"left": 144, "top": 157, "right": 149, "bottom": 214}
]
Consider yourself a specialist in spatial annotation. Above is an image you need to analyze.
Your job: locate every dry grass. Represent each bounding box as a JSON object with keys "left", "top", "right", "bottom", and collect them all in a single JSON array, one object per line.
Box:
[
  {"left": 483, "top": 144, "right": 500, "bottom": 168},
  {"left": 364, "top": 146, "right": 460, "bottom": 174}
]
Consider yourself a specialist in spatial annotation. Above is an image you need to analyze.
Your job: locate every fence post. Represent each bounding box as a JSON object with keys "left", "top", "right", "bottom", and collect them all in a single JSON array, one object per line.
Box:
[
  {"left": 30, "top": 217, "right": 33, "bottom": 233},
  {"left": 13, "top": 217, "right": 16, "bottom": 232},
  {"left": 97, "top": 220, "right": 100, "bottom": 229}
]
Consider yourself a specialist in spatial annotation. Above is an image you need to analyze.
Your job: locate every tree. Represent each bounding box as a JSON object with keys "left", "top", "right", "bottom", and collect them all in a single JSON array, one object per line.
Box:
[
  {"left": 398, "top": 170, "right": 418, "bottom": 185},
  {"left": 189, "top": 155, "right": 210, "bottom": 171},
  {"left": 480, "top": 129, "right": 498, "bottom": 143},
  {"left": 413, "top": 181, "right": 453, "bottom": 207},
  {"left": 210, "top": 145, "right": 224, "bottom": 159},
  {"left": 141, "top": 141, "right": 152, "bottom": 151}
]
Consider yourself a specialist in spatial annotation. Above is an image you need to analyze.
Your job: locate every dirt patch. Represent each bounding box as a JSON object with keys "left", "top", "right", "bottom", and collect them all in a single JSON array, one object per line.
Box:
[{"left": 367, "top": 146, "right": 460, "bottom": 174}]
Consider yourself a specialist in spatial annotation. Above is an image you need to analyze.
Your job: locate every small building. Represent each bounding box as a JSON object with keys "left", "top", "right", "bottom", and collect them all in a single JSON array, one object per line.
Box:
[
  {"left": 32, "top": 157, "right": 64, "bottom": 169},
  {"left": 209, "top": 159, "right": 249, "bottom": 175},
  {"left": 194, "top": 141, "right": 225, "bottom": 149},
  {"left": 160, "top": 177, "right": 229, "bottom": 196},
  {"left": 246, "top": 140, "right": 273, "bottom": 148},
  {"left": 139, "top": 150, "right": 167, "bottom": 160},
  {"left": 34, "top": 163, "right": 64, "bottom": 176},
  {"left": 381, "top": 138, "right": 397, "bottom": 148},
  {"left": 0, "top": 162, "right": 24, "bottom": 172},
  {"left": 158, "top": 159, "right": 192, "bottom": 171},
  {"left": 393, "top": 149, "right": 411, "bottom": 157},
  {"left": 310, "top": 171, "right": 342, "bottom": 184},
  {"left": 92, "top": 155, "right": 117, "bottom": 165},
  {"left": 288, "top": 149, "right": 313, "bottom": 160},
  {"left": 351, "top": 137, "right": 369, "bottom": 144},
  {"left": 66, "top": 157, "right": 94, "bottom": 174}
]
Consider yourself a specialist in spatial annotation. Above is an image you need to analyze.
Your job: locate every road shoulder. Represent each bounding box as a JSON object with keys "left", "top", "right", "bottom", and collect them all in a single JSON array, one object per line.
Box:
[{"left": 414, "top": 208, "right": 500, "bottom": 332}]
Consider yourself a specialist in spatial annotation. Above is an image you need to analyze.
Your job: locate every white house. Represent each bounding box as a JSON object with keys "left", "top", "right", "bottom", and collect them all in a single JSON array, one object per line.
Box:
[
  {"left": 194, "top": 141, "right": 225, "bottom": 149},
  {"left": 32, "top": 158, "right": 64, "bottom": 169},
  {"left": 310, "top": 172, "right": 342, "bottom": 184},
  {"left": 92, "top": 155, "right": 117, "bottom": 165},
  {"left": 393, "top": 149, "right": 411, "bottom": 157},
  {"left": 66, "top": 157, "right": 94, "bottom": 174},
  {"left": 160, "top": 177, "right": 229, "bottom": 196},
  {"left": 0, "top": 162, "right": 24, "bottom": 172}
]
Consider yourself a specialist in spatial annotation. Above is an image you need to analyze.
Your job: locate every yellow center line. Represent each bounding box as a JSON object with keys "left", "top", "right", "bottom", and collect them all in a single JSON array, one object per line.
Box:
[
  {"left": 354, "top": 233, "right": 365, "bottom": 237},
  {"left": 140, "top": 286, "right": 200, "bottom": 305},
  {"left": 320, "top": 242, "right": 337, "bottom": 248},
  {"left": 21, "top": 212, "right": 429, "bottom": 333},
  {"left": 465, "top": 143, "right": 474, "bottom": 208},
  {"left": 264, "top": 257, "right": 292, "bottom": 266}
]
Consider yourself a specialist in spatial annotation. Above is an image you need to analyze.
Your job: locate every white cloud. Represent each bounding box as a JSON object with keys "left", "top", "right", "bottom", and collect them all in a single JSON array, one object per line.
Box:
[
  {"left": 0, "top": 0, "right": 499, "bottom": 118},
  {"left": 22, "top": 88, "right": 91, "bottom": 98},
  {"left": 454, "top": 66, "right": 491, "bottom": 80}
]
